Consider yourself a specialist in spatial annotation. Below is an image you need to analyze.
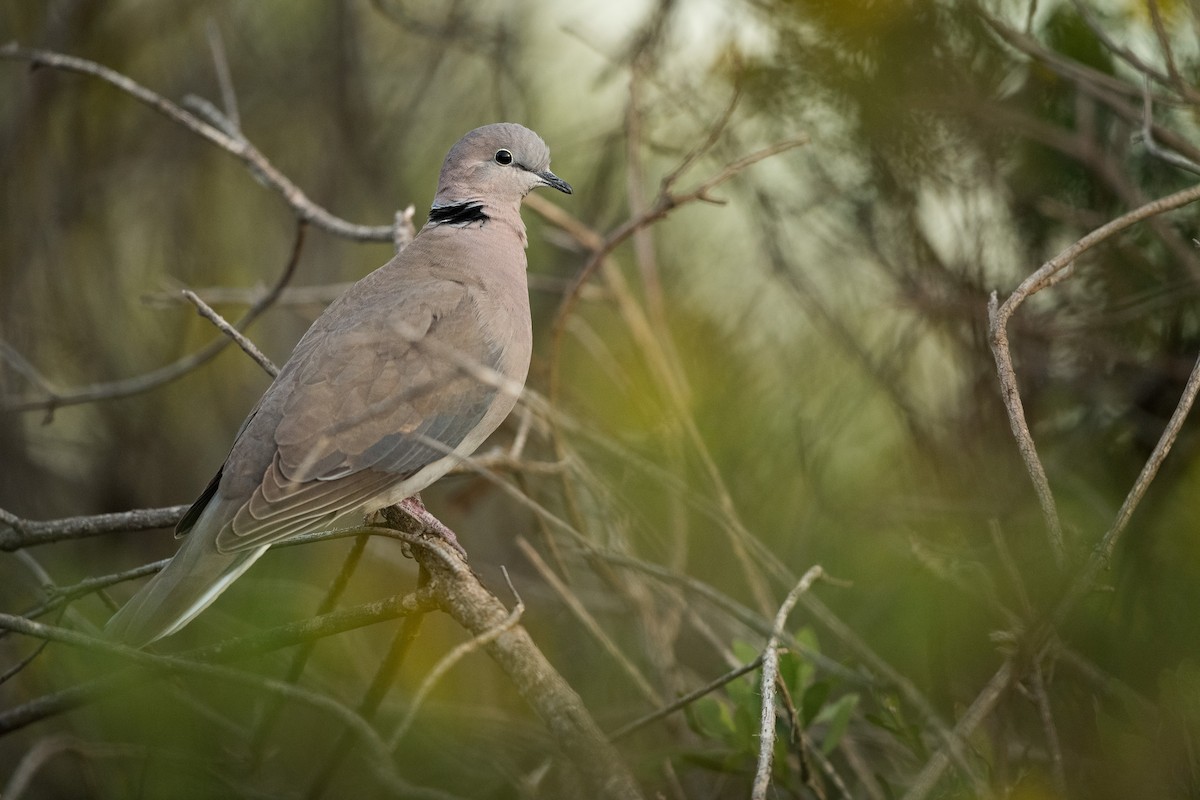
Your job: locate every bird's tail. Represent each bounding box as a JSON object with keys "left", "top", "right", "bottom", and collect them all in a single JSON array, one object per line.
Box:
[{"left": 104, "top": 533, "right": 268, "bottom": 647}]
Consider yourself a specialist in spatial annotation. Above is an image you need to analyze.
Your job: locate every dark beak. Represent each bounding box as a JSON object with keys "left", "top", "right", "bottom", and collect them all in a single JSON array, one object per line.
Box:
[{"left": 537, "top": 169, "right": 572, "bottom": 195}]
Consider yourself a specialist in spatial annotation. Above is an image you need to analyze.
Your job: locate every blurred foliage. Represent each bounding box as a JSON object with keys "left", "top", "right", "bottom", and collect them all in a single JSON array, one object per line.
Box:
[{"left": 4, "top": 0, "right": 1200, "bottom": 798}]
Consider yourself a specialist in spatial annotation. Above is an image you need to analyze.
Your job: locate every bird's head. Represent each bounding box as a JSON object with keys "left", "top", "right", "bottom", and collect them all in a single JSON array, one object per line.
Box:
[{"left": 432, "top": 123, "right": 572, "bottom": 208}]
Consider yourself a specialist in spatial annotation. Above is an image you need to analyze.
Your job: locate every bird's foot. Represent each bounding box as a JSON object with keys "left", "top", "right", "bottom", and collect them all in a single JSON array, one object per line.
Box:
[{"left": 396, "top": 496, "right": 468, "bottom": 560}]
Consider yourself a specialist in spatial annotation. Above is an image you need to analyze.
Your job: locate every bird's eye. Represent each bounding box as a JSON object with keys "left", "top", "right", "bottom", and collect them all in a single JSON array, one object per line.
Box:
[{"left": 494, "top": 149, "right": 514, "bottom": 165}]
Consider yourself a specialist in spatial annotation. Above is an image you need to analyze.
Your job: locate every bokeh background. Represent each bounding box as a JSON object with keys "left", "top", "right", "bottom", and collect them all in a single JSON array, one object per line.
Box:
[{"left": 3, "top": 0, "right": 1200, "bottom": 798}]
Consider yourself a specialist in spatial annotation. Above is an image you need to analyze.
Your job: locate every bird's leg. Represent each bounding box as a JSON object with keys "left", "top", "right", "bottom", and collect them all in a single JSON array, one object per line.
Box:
[{"left": 396, "top": 495, "right": 468, "bottom": 559}]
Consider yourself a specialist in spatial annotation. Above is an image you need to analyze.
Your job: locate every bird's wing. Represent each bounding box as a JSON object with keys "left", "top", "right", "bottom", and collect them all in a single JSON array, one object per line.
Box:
[{"left": 211, "top": 277, "right": 503, "bottom": 554}]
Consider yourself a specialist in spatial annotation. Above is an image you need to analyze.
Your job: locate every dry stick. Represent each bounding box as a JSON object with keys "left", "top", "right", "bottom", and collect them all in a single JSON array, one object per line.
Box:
[
  {"left": 0, "top": 450, "right": 560, "bottom": 553},
  {"left": 1141, "top": 82, "right": 1200, "bottom": 175},
  {"left": 752, "top": 566, "right": 824, "bottom": 800},
  {"left": 911, "top": 182, "right": 1200, "bottom": 800},
  {"left": 0, "top": 615, "right": 421, "bottom": 796},
  {"left": 247, "top": 534, "right": 371, "bottom": 770},
  {"left": 14, "top": 561, "right": 169, "bottom": 627},
  {"left": 541, "top": 137, "right": 810, "bottom": 618},
  {"left": 361, "top": 510, "right": 646, "bottom": 799},
  {"left": 988, "top": 181, "right": 1200, "bottom": 565},
  {"left": 1054, "top": 343, "right": 1200, "bottom": 624},
  {"left": 305, "top": 571, "right": 430, "bottom": 800},
  {"left": 902, "top": 659, "right": 1015, "bottom": 800},
  {"left": 1030, "top": 656, "right": 1067, "bottom": 796},
  {"left": 516, "top": 536, "right": 662, "bottom": 706},
  {"left": 388, "top": 568, "right": 524, "bottom": 749},
  {"left": 182, "top": 290, "right": 279, "bottom": 377},
  {"left": 605, "top": 655, "right": 765, "bottom": 743},
  {"left": 0, "top": 44, "right": 402, "bottom": 245},
  {"left": 606, "top": 551, "right": 986, "bottom": 790},
  {"left": 0, "top": 582, "right": 439, "bottom": 737},
  {"left": 0, "top": 506, "right": 188, "bottom": 551},
  {"left": 1146, "top": 0, "right": 1200, "bottom": 105},
  {"left": 204, "top": 19, "right": 240, "bottom": 131},
  {"left": 1, "top": 220, "right": 307, "bottom": 414},
  {"left": 427, "top": 555, "right": 646, "bottom": 800}
]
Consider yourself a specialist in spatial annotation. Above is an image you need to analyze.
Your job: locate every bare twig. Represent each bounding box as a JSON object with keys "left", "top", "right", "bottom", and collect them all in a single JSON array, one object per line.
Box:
[
  {"left": 0, "top": 614, "right": 422, "bottom": 796},
  {"left": 0, "top": 505, "right": 188, "bottom": 551},
  {"left": 551, "top": 136, "right": 809, "bottom": 338},
  {"left": 1140, "top": 81, "right": 1200, "bottom": 175},
  {"left": 1030, "top": 656, "right": 1066, "bottom": 796},
  {"left": 606, "top": 655, "right": 765, "bottom": 743},
  {"left": 902, "top": 660, "right": 1013, "bottom": 800},
  {"left": 2, "top": 221, "right": 307, "bottom": 413},
  {"left": 517, "top": 536, "right": 661, "bottom": 705},
  {"left": 182, "top": 289, "right": 279, "bottom": 377},
  {"left": 1146, "top": 0, "right": 1200, "bottom": 104},
  {"left": 988, "top": 181, "right": 1200, "bottom": 564},
  {"left": 0, "top": 581, "right": 438, "bottom": 736},
  {"left": 1050, "top": 343, "right": 1200, "bottom": 630},
  {"left": 204, "top": 20, "right": 240, "bottom": 131},
  {"left": 752, "top": 566, "right": 824, "bottom": 800},
  {"left": 0, "top": 43, "right": 408, "bottom": 245},
  {"left": 388, "top": 568, "right": 524, "bottom": 748}
]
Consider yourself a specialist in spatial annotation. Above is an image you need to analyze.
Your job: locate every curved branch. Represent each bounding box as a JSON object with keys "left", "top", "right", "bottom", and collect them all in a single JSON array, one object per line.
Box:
[
  {"left": 988, "top": 181, "right": 1200, "bottom": 564},
  {"left": 0, "top": 43, "right": 409, "bottom": 245},
  {"left": 2, "top": 221, "right": 306, "bottom": 413}
]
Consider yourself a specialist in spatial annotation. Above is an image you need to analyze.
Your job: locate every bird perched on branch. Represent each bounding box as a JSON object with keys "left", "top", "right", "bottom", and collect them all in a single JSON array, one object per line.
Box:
[{"left": 106, "top": 123, "right": 571, "bottom": 646}]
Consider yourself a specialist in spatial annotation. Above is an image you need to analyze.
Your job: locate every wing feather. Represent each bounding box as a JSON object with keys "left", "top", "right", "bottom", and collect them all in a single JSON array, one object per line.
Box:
[{"left": 212, "top": 275, "right": 502, "bottom": 553}]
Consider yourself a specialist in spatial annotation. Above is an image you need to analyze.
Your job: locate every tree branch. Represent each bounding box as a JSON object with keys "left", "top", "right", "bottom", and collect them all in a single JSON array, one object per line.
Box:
[{"left": 0, "top": 43, "right": 410, "bottom": 245}]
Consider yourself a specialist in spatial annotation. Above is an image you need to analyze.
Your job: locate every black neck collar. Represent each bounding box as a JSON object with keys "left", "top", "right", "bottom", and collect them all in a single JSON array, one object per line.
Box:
[{"left": 429, "top": 202, "right": 489, "bottom": 226}]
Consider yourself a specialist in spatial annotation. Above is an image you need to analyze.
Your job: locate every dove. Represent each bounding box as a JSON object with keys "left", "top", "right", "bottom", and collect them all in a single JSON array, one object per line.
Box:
[{"left": 105, "top": 123, "right": 570, "bottom": 645}]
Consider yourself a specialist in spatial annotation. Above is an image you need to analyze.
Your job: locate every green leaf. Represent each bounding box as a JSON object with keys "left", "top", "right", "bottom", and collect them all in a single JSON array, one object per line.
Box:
[
  {"left": 689, "top": 695, "right": 735, "bottom": 741},
  {"left": 801, "top": 680, "right": 831, "bottom": 726},
  {"left": 732, "top": 639, "right": 760, "bottom": 665},
  {"left": 817, "top": 693, "right": 859, "bottom": 754}
]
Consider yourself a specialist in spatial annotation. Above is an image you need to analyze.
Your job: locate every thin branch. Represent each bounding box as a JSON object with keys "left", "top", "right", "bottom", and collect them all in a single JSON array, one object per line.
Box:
[
  {"left": 204, "top": 19, "right": 240, "bottom": 131},
  {"left": 606, "top": 655, "right": 765, "bottom": 743},
  {"left": 2, "top": 221, "right": 307, "bottom": 413},
  {"left": 988, "top": 181, "right": 1200, "bottom": 564},
  {"left": 1146, "top": 0, "right": 1200, "bottom": 104},
  {"left": 0, "top": 615, "right": 422, "bottom": 796},
  {"left": 901, "top": 660, "right": 1013, "bottom": 800},
  {"left": 182, "top": 289, "right": 279, "bottom": 377},
  {"left": 517, "top": 536, "right": 662, "bottom": 706},
  {"left": 388, "top": 568, "right": 524, "bottom": 748},
  {"left": 0, "top": 43, "right": 408, "bottom": 245},
  {"left": 550, "top": 135, "right": 810, "bottom": 339},
  {"left": 0, "top": 506, "right": 188, "bottom": 551},
  {"left": 1141, "top": 81, "right": 1200, "bottom": 175},
  {"left": 0, "top": 582, "right": 439, "bottom": 736},
  {"left": 752, "top": 566, "right": 824, "bottom": 800},
  {"left": 1030, "top": 656, "right": 1066, "bottom": 796},
  {"left": 1050, "top": 342, "right": 1200, "bottom": 629}
]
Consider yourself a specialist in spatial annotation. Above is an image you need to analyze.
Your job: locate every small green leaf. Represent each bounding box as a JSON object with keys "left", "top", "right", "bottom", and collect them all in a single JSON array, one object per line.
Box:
[
  {"left": 732, "top": 639, "right": 760, "bottom": 665},
  {"left": 689, "top": 695, "right": 735, "bottom": 741},
  {"left": 801, "top": 680, "right": 831, "bottom": 726},
  {"left": 817, "top": 693, "right": 859, "bottom": 754}
]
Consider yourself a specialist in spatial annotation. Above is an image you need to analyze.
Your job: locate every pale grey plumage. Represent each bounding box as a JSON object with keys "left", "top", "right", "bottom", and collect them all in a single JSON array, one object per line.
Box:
[{"left": 105, "top": 123, "right": 570, "bottom": 646}]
